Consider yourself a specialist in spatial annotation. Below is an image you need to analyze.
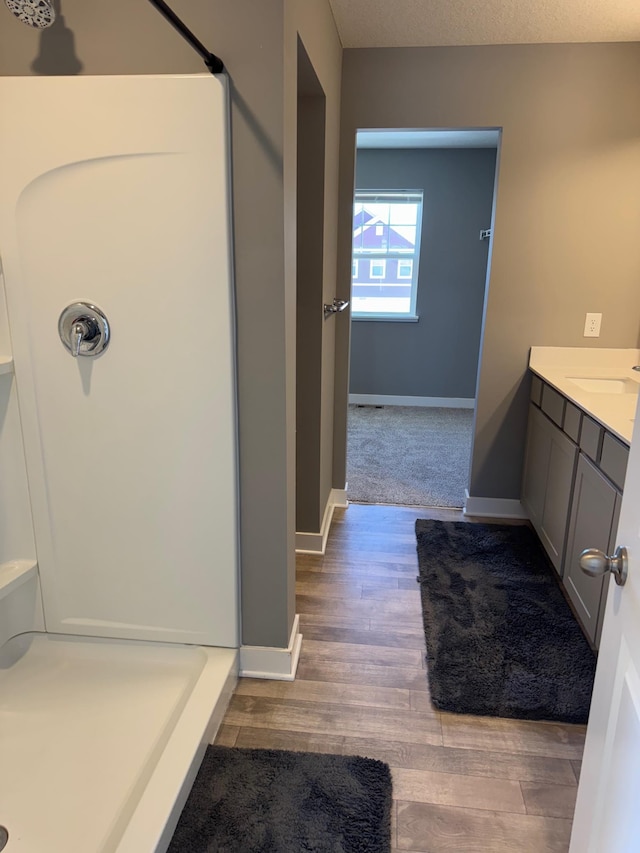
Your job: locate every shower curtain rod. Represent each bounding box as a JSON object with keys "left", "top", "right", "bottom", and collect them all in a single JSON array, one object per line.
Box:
[{"left": 147, "top": 0, "right": 224, "bottom": 74}]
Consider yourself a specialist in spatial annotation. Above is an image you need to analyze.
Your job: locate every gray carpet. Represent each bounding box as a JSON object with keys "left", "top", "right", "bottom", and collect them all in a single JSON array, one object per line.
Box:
[
  {"left": 347, "top": 405, "right": 473, "bottom": 507},
  {"left": 415, "top": 520, "right": 597, "bottom": 724},
  {"left": 168, "top": 746, "right": 392, "bottom": 853}
]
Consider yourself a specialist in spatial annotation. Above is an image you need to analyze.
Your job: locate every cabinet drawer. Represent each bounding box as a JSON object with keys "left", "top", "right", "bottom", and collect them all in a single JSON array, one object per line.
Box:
[
  {"left": 541, "top": 384, "right": 565, "bottom": 428},
  {"left": 579, "top": 416, "right": 603, "bottom": 463},
  {"left": 600, "top": 433, "right": 629, "bottom": 491},
  {"left": 530, "top": 375, "right": 543, "bottom": 407},
  {"left": 563, "top": 402, "right": 581, "bottom": 443}
]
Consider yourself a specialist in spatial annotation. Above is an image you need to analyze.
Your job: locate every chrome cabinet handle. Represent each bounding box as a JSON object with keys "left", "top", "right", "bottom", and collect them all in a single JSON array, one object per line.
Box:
[
  {"left": 59, "top": 303, "right": 110, "bottom": 358},
  {"left": 579, "top": 545, "right": 628, "bottom": 586}
]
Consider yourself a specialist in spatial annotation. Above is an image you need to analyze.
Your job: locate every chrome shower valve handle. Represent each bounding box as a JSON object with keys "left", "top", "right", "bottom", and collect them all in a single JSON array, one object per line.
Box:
[
  {"left": 59, "top": 303, "right": 110, "bottom": 358},
  {"left": 71, "top": 321, "right": 88, "bottom": 357}
]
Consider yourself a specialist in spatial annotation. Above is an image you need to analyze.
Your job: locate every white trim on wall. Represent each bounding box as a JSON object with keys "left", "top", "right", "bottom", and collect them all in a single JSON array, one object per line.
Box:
[
  {"left": 463, "top": 490, "right": 528, "bottom": 520},
  {"left": 349, "top": 394, "right": 475, "bottom": 409},
  {"left": 239, "top": 614, "right": 303, "bottom": 681},
  {"left": 330, "top": 486, "right": 349, "bottom": 508},
  {"left": 295, "top": 488, "right": 348, "bottom": 554}
]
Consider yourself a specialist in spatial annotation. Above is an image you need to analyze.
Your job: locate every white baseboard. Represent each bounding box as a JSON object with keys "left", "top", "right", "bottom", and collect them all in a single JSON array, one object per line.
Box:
[
  {"left": 295, "top": 503, "right": 335, "bottom": 555},
  {"left": 330, "top": 486, "right": 348, "bottom": 508},
  {"left": 349, "top": 394, "right": 475, "bottom": 409},
  {"left": 295, "top": 488, "right": 347, "bottom": 554},
  {"left": 463, "top": 490, "right": 528, "bottom": 519},
  {"left": 239, "top": 614, "right": 303, "bottom": 681}
]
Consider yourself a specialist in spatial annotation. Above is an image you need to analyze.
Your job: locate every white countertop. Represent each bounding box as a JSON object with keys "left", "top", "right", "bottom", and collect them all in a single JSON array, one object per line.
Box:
[{"left": 529, "top": 347, "right": 640, "bottom": 445}]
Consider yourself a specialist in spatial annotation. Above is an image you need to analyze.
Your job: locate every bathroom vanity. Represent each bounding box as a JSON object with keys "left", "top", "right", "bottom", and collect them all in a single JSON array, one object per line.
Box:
[{"left": 522, "top": 347, "right": 638, "bottom": 648}]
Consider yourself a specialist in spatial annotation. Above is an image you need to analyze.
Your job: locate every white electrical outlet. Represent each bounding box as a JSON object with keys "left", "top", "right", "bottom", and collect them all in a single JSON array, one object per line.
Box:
[{"left": 584, "top": 312, "right": 602, "bottom": 337}]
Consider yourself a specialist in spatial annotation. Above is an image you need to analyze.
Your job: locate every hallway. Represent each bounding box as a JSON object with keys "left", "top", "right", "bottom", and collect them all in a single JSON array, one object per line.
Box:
[{"left": 217, "top": 504, "right": 586, "bottom": 851}]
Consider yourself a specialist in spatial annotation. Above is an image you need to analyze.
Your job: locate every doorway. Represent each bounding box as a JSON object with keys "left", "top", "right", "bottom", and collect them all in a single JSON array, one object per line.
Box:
[{"left": 346, "top": 129, "right": 500, "bottom": 508}]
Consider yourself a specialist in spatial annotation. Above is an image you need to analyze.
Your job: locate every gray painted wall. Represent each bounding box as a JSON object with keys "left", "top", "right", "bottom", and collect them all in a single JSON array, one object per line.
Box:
[
  {"left": 285, "top": 9, "right": 343, "bottom": 541},
  {"left": 349, "top": 147, "right": 497, "bottom": 399},
  {"left": 334, "top": 44, "right": 640, "bottom": 501},
  {"left": 296, "top": 52, "right": 326, "bottom": 533},
  {"left": 0, "top": 0, "right": 343, "bottom": 648}
]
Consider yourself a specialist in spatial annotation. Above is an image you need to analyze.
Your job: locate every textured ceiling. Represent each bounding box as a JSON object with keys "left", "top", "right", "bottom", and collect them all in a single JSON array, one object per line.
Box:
[{"left": 328, "top": 0, "right": 640, "bottom": 48}]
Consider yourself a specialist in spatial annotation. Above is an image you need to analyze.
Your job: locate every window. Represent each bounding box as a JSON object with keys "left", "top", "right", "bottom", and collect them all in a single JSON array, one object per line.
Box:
[
  {"left": 351, "top": 190, "right": 423, "bottom": 319},
  {"left": 352, "top": 259, "right": 359, "bottom": 278},
  {"left": 370, "top": 259, "right": 386, "bottom": 279},
  {"left": 397, "top": 259, "right": 413, "bottom": 279}
]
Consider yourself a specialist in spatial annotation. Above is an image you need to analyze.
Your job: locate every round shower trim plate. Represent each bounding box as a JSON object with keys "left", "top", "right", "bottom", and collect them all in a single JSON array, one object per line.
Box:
[{"left": 5, "top": 0, "right": 56, "bottom": 28}]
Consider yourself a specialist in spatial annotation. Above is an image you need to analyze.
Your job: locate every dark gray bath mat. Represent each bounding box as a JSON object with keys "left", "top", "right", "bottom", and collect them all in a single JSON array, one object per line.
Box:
[
  {"left": 168, "top": 746, "right": 393, "bottom": 853},
  {"left": 415, "top": 520, "right": 596, "bottom": 723}
]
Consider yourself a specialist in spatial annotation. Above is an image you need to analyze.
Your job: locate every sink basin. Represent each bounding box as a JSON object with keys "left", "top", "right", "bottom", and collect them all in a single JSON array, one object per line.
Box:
[{"left": 568, "top": 376, "right": 640, "bottom": 394}]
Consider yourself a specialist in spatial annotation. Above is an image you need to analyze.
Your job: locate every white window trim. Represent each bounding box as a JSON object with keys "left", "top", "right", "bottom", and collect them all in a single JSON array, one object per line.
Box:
[
  {"left": 352, "top": 314, "right": 420, "bottom": 323},
  {"left": 352, "top": 259, "right": 359, "bottom": 279}
]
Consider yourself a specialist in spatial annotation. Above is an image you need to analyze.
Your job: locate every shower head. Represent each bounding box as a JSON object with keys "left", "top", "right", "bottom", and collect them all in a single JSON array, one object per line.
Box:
[{"left": 4, "top": 0, "right": 55, "bottom": 28}]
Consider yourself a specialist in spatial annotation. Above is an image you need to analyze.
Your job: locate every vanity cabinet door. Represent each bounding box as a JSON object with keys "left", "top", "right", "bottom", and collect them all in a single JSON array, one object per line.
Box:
[
  {"left": 594, "top": 491, "right": 622, "bottom": 649},
  {"left": 522, "top": 403, "right": 578, "bottom": 574},
  {"left": 539, "top": 425, "right": 578, "bottom": 574},
  {"left": 522, "top": 404, "right": 549, "bottom": 530},
  {"left": 563, "top": 454, "right": 617, "bottom": 647}
]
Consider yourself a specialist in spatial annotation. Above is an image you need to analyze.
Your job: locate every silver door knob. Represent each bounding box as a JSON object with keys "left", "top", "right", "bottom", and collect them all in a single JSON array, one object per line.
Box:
[
  {"left": 59, "top": 302, "right": 110, "bottom": 357},
  {"left": 323, "top": 298, "right": 350, "bottom": 320},
  {"left": 579, "top": 545, "right": 628, "bottom": 586}
]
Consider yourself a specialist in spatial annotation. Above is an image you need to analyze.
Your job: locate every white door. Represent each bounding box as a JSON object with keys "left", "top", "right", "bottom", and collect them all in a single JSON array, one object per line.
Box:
[{"left": 569, "top": 400, "right": 640, "bottom": 852}]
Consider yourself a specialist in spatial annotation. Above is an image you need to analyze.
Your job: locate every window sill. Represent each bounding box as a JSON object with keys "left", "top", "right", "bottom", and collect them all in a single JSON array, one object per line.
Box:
[{"left": 352, "top": 314, "right": 419, "bottom": 323}]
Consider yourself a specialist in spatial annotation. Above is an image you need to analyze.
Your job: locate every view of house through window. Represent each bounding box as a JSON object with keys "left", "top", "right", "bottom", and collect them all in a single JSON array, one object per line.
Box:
[{"left": 351, "top": 190, "right": 423, "bottom": 318}]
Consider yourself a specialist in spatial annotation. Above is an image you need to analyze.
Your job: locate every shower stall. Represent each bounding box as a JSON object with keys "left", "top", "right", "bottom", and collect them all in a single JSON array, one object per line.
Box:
[{"left": 0, "top": 73, "right": 239, "bottom": 851}]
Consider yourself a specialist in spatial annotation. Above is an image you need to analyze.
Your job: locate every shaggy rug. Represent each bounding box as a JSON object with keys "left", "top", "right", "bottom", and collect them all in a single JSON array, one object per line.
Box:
[
  {"left": 168, "top": 746, "right": 393, "bottom": 853},
  {"left": 415, "top": 520, "right": 596, "bottom": 723},
  {"left": 347, "top": 405, "right": 473, "bottom": 507}
]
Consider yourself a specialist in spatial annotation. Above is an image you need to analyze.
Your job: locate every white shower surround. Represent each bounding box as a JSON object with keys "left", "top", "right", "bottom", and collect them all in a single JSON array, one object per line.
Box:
[
  {"left": 0, "top": 74, "right": 240, "bottom": 851},
  {"left": 0, "top": 620, "right": 237, "bottom": 852}
]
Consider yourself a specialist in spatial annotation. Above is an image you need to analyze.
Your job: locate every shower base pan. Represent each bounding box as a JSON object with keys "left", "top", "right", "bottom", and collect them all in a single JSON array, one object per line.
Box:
[{"left": 0, "top": 632, "right": 237, "bottom": 852}]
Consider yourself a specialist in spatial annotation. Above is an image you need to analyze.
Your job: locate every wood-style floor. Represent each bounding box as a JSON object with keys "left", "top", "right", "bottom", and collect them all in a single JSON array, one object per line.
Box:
[{"left": 215, "top": 504, "right": 586, "bottom": 852}]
